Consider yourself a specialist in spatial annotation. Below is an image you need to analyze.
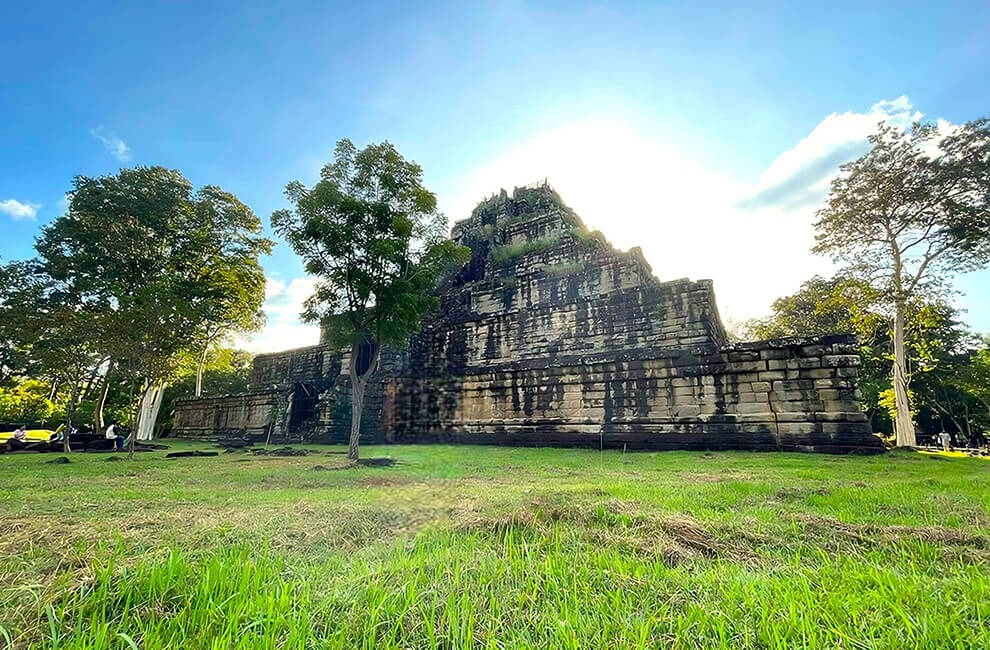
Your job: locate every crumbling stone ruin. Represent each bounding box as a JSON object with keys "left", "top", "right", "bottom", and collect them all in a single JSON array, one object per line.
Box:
[{"left": 172, "top": 184, "right": 883, "bottom": 453}]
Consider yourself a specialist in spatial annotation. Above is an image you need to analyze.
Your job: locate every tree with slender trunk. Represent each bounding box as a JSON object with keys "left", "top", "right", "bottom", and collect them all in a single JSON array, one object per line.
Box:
[
  {"left": 0, "top": 261, "right": 102, "bottom": 451},
  {"left": 31, "top": 167, "right": 271, "bottom": 453},
  {"left": 273, "top": 139, "right": 469, "bottom": 461},
  {"left": 813, "top": 117, "right": 990, "bottom": 447},
  {"left": 954, "top": 337, "right": 990, "bottom": 425},
  {"left": 92, "top": 360, "right": 114, "bottom": 433}
]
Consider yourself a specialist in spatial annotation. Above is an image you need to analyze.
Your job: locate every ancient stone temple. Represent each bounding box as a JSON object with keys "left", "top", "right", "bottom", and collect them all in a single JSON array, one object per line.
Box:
[{"left": 172, "top": 184, "right": 883, "bottom": 453}]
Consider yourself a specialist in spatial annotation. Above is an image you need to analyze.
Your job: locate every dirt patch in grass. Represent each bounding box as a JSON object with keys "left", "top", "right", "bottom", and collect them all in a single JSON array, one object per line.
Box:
[
  {"left": 799, "top": 514, "right": 987, "bottom": 547},
  {"left": 795, "top": 513, "right": 989, "bottom": 559},
  {"left": 457, "top": 495, "right": 753, "bottom": 565}
]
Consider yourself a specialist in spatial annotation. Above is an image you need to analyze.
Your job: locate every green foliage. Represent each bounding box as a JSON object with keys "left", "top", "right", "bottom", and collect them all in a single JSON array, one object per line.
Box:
[
  {"left": 813, "top": 118, "right": 990, "bottom": 290},
  {"left": 879, "top": 386, "right": 917, "bottom": 423},
  {"left": 0, "top": 378, "right": 57, "bottom": 424},
  {"left": 272, "top": 139, "right": 470, "bottom": 350},
  {"left": 2, "top": 444, "right": 990, "bottom": 648},
  {"left": 16, "top": 167, "right": 272, "bottom": 439},
  {"left": 748, "top": 276, "right": 884, "bottom": 342},
  {"left": 491, "top": 234, "right": 562, "bottom": 266},
  {"left": 954, "top": 340, "right": 990, "bottom": 412},
  {"left": 813, "top": 117, "right": 990, "bottom": 444},
  {"left": 747, "top": 274, "right": 979, "bottom": 435},
  {"left": 459, "top": 223, "right": 494, "bottom": 247},
  {"left": 35, "top": 167, "right": 271, "bottom": 381}
]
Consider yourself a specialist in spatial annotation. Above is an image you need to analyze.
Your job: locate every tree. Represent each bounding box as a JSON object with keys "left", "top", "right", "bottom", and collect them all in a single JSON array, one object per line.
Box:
[
  {"left": 955, "top": 336, "right": 990, "bottom": 422},
  {"left": 747, "top": 275, "right": 977, "bottom": 437},
  {"left": 0, "top": 262, "right": 104, "bottom": 450},
  {"left": 0, "top": 379, "right": 57, "bottom": 424},
  {"left": 272, "top": 139, "right": 469, "bottom": 461},
  {"left": 813, "top": 117, "right": 990, "bottom": 446},
  {"left": 0, "top": 261, "right": 42, "bottom": 386},
  {"left": 34, "top": 167, "right": 272, "bottom": 451}
]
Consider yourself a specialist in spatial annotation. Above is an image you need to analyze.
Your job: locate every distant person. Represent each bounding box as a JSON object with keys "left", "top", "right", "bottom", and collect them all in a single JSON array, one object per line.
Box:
[
  {"left": 939, "top": 431, "right": 952, "bottom": 452},
  {"left": 6, "top": 425, "right": 28, "bottom": 452},
  {"left": 106, "top": 423, "right": 124, "bottom": 451}
]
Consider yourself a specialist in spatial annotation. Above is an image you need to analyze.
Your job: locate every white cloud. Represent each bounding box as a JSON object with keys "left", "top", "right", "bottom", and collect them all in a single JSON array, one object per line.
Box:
[
  {"left": 90, "top": 126, "right": 132, "bottom": 162},
  {"left": 738, "top": 95, "right": 920, "bottom": 211},
  {"left": 240, "top": 276, "right": 321, "bottom": 353},
  {"left": 438, "top": 97, "right": 941, "bottom": 327},
  {"left": 0, "top": 198, "right": 41, "bottom": 220}
]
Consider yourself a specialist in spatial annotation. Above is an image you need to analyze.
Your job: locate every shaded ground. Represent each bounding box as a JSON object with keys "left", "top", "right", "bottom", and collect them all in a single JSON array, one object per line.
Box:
[{"left": 0, "top": 442, "right": 988, "bottom": 648}]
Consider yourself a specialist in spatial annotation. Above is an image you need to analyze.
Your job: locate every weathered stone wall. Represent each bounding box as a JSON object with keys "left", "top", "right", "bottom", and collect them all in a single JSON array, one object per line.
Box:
[
  {"left": 171, "top": 391, "right": 279, "bottom": 439},
  {"left": 172, "top": 184, "right": 882, "bottom": 453},
  {"left": 390, "top": 185, "right": 881, "bottom": 453},
  {"left": 172, "top": 344, "right": 396, "bottom": 444},
  {"left": 250, "top": 344, "right": 330, "bottom": 388}
]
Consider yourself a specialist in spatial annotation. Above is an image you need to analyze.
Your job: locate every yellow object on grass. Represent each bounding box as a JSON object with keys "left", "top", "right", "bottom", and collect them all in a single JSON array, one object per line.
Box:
[{"left": 0, "top": 429, "right": 57, "bottom": 443}]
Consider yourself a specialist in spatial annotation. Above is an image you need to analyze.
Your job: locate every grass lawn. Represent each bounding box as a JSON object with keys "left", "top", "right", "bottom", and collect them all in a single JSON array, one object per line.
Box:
[{"left": 1, "top": 442, "right": 988, "bottom": 649}]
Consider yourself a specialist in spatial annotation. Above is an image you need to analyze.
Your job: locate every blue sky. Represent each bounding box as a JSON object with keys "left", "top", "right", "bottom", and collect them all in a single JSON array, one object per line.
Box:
[{"left": 2, "top": 1, "right": 988, "bottom": 351}]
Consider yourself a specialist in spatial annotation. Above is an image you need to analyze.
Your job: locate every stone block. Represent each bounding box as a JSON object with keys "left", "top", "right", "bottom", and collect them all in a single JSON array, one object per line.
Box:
[
  {"left": 736, "top": 402, "right": 775, "bottom": 414},
  {"left": 726, "top": 360, "right": 767, "bottom": 373},
  {"left": 772, "top": 380, "right": 815, "bottom": 392},
  {"left": 799, "top": 345, "right": 827, "bottom": 357},
  {"left": 728, "top": 350, "right": 762, "bottom": 362},
  {"left": 775, "top": 412, "right": 813, "bottom": 422},
  {"left": 822, "top": 354, "right": 861, "bottom": 368},
  {"left": 777, "top": 422, "right": 820, "bottom": 435},
  {"left": 734, "top": 412, "right": 777, "bottom": 423}
]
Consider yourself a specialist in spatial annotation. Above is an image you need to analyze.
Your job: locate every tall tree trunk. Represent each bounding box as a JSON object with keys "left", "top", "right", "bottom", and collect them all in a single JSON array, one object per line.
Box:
[
  {"left": 892, "top": 300, "right": 916, "bottom": 447},
  {"left": 195, "top": 344, "right": 209, "bottom": 398},
  {"left": 349, "top": 371, "right": 365, "bottom": 462},
  {"left": 893, "top": 300, "right": 917, "bottom": 447},
  {"left": 93, "top": 360, "right": 115, "bottom": 433},
  {"left": 963, "top": 400, "right": 972, "bottom": 437},
  {"left": 128, "top": 377, "right": 142, "bottom": 461},
  {"left": 136, "top": 380, "right": 165, "bottom": 441},
  {"left": 347, "top": 341, "right": 380, "bottom": 462},
  {"left": 63, "top": 383, "right": 79, "bottom": 453}
]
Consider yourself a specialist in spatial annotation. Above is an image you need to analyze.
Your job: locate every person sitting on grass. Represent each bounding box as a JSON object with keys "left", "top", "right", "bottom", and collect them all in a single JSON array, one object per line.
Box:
[
  {"left": 105, "top": 423, "right": 125, "bottom": 452},
  {"left": 4, "top": 425, "right": 29, "bottom": 452}
]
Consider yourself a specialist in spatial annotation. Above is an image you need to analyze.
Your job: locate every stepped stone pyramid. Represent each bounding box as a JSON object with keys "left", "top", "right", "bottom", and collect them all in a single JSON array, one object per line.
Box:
[{"left": 172, "top": 184, "right": 883, "bottom": 453}]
